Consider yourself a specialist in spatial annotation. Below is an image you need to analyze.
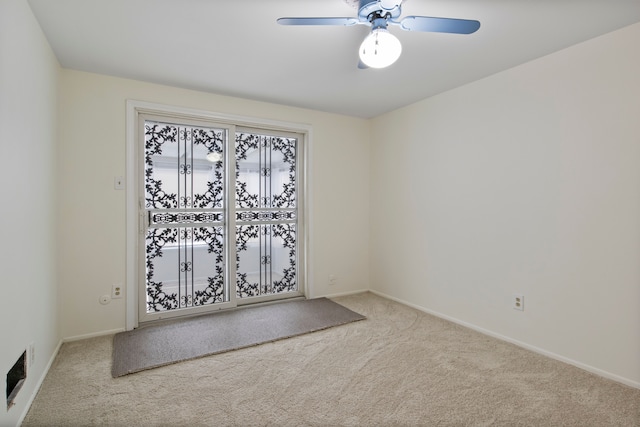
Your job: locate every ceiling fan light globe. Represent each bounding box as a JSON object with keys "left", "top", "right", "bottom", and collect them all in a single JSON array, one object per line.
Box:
[
  {"left": 206, "top": 152, "right": 222, "bottom": 162},
  {"left": 359, "top": 29, "right": 402, "bottom": 68}
]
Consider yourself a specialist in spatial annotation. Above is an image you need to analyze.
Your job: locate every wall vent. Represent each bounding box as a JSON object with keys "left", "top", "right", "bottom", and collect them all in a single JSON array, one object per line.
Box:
[{"left": 6, "top": 351, "right": 26, "bottom": 410}]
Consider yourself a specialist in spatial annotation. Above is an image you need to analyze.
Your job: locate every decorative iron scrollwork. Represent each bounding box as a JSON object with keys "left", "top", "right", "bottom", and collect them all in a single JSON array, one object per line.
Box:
[
  {"left": 272, "top": 223, "right": 297, "bottom": 293},
  {"left": 236, "top": 224, "right": 260, "bottom": 297},
  {"left": 144, "top": 121, "right": 227, "bottom": 313},
  {"left": 234, "top": 132, "right": 298, "bottom": 299},
  {"left": 180, "top": 261, "right": 192, "bottom": 273},
  {"left": 193, "top": 227, "right": 225, "bottom": 305},
  {"left": 145, "top": 124, "right": 178, "bottom": 209},
  {"left": 271, "top": 137, "right": 297, "bottom": 209},
  {"left": 151, "top": 212, "right": 223, "bottom": 225},
  {"left": 145, "top": 227, "right": 179, "bottom": 312},
  {"left": 235, "top": 210, "right": 296, "bottom": 222},
  {"left": 193, "top": 128, "right": 225, "bottom": 209},
  {"left": 144, "top": 124, "right": 299, "bottom": 312}
]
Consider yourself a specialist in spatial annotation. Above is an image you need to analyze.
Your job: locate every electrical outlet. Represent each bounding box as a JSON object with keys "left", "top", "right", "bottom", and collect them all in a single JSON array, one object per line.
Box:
[
  {"left": 513, "top": 294, "right": 524, "bottom": 311},
  {"left": 328, "top": 274, "right": 337, "bottom": 286},
  {"left": 112, "top": 284, "right": 123, "bottom": 299},
  {"left": 114, "top": 176, "right": 124, "bottom": 190}
]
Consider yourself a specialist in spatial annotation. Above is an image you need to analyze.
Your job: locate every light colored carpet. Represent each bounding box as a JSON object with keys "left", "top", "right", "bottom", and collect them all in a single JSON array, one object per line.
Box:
[
  {"left": 24, "top": 292, "right": 640, "bottom": 426},
  {"left": 112, "top": 297, "right": 365, "bottom": 377}
]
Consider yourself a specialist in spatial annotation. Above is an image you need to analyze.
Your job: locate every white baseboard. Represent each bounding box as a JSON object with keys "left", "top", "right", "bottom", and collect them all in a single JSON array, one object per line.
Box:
[
  {"left": 369, "top": 289, "right": 640, "bottom": 390},
  {"left": 63, "top": 328, "right": 125, "bottom": 343},
  {"left": 322, "top": 288, "right": 369, "bottom": 299},
  {"left": 17, "top": 339, "right": 62, "bottom": 426}
]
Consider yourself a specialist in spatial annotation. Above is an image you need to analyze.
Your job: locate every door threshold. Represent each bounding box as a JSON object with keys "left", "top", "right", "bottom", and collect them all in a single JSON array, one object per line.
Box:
[{"left": 136, "top": 295, "right": 306, "bottom": 329}]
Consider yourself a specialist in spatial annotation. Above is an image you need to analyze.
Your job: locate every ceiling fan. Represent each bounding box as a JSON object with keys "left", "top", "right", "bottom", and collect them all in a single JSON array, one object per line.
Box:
[{"left": 277, "top": 0, "right": 480, "bottom": 69}]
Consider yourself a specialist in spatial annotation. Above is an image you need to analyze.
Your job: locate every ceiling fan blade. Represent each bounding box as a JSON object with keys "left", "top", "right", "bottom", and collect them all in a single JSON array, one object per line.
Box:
[
  {"left": 400, "top": 16, "right": 480, "bottom": 34},
  {"left": 277, "top": 17, "right": 359, "bottom": 26}
]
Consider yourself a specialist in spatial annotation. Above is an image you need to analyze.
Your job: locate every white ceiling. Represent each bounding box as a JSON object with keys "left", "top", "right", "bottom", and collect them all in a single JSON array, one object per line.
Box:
[{"left": 28, "top": 0, "right": 640, "bottom": 119}]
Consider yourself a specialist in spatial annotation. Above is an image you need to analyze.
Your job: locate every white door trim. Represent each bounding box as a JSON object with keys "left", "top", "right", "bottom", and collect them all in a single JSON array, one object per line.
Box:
[{"left": 125, "top": 100, "right": 313, "bottom": 331}]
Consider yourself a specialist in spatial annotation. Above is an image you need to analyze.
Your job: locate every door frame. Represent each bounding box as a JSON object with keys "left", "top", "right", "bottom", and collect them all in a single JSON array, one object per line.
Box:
[{"left": 125, "top": 100, "right": 313, "bottom": 330}]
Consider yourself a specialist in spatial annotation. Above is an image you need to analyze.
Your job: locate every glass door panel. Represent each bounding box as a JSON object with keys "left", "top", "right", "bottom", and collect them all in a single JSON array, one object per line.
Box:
[
  {"left": 141, "top": 120, "right": 229, "bottom": 321},
  {"left": 139, "top": 117, "right": 303, "bottom": 323},
  {"left": 235, "top": 132, "right": 299, "bottom": 301}
]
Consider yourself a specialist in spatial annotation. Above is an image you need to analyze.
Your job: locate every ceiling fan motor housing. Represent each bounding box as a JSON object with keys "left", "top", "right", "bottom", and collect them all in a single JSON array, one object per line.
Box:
[{"left": 358, "top": 0, "right": 402, "bottom": 22}]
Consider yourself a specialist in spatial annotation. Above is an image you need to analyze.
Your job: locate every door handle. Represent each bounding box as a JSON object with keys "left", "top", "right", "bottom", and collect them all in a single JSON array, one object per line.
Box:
[{"left": 139, "top": 212, "right": 149, "bottom": 234}]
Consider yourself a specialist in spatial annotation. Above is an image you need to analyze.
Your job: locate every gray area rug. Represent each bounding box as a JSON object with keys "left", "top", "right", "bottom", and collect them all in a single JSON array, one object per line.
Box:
[{"left": 112, "top": 297, "right": 365, "bottom": 377}]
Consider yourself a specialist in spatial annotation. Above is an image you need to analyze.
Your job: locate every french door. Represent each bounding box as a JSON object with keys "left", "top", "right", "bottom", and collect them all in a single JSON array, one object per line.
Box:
[{"left": 138, "top": 114, "right": 304, "bottom": 323}]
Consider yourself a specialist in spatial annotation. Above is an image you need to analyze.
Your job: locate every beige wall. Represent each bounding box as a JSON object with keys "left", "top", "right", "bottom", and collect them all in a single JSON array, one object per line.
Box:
[
  {"left": 370, "top": 22, "right": 640, "bottom": 386},
  {"left": 57, "top": 70, "right": 371, "bottom": 338},
  {"left": 0, "top": 0, "right": 60, "bottom": 425}
]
